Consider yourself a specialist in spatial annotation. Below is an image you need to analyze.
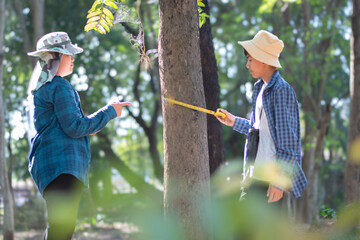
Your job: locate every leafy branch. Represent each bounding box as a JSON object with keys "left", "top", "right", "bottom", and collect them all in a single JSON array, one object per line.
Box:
[
  {"left": 84, "top": 0, "right": 119, "bottom": 34},
  {"left": 85, "top": 0, "right": 209, "bottom": 34},
  {"left": 198, "top": 0, "right": 209, "bottom": 28}
]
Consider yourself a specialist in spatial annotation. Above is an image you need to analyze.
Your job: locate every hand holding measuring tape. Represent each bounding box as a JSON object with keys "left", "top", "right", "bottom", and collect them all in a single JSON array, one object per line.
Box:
[{"left": 163, "top": 98, "right": 226, "bottom": 119}]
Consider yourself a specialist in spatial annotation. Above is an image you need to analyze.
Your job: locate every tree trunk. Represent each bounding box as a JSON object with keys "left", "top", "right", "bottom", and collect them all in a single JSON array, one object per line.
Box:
[
  {"left": 29, "top": 0, "right": 45, "bottom": 43},
  {"left": 295, "top": 0, "right": 340, "bottom": 224},
  {"left": 13, "top": 0, "right": 36, "bottom": 67},
  {"left": 159, "top": 1, "right": 211, "bottom": 239},
  {"left": 298, "top": 108, "right": 318, "bottom": 223},
  {"left": 199, "top": 0, "right": 225, "bottom": 175},
  {"left": 0, "top": 0, "right": 15, "bottom": 238},
  {"left": 345, "top": 0, "right": 360, "bottom": 203}
]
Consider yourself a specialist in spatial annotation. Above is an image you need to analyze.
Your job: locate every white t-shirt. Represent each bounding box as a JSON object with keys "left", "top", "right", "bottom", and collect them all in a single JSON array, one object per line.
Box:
[{"left": 251, "top": 83, "right": 277, "bottom": 181}]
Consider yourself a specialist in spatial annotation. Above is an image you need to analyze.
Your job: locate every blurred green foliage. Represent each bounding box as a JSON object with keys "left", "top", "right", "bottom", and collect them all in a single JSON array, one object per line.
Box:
[
  {"left": 1, "top": 0, "right": 357, "bottom": 238},
  {"left": 319, "top": 205, "right": 337, "bottom": 219}
]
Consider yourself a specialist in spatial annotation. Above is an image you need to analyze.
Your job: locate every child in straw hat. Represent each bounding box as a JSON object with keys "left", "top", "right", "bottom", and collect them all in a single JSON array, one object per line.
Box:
[{"left": 217, "top": 30, "right": 307, "bottom": 205}]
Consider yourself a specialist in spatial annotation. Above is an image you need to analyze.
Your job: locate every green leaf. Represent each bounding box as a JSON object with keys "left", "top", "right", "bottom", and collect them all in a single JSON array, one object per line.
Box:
[
  {"left": 104, "top": 0, "right": 119, "bottom": 10},
  {"left": 199, "top": 15, "right": 207, "bottom": 28},
  {"left": 89, "top": 0, "right": 102, "bottom": 12},
  {"left": 84, "top": 22, "right": 99, "bottom": 32},
  {"left": 100, "top": 18, "right": 110, "bottom": 32},
  {"left": 87, "top": 10, "right": 102, "bottom": 18},
  {"left": 202, "top": 13, "right": 209, "bottom": 18},
  {"left": 198, "top": 12, "right": 209, "bottom": 28},
  {"left": 103, "top": 15, "right": 113, "bottom": 27},
  {"left": 258, "top": 0, "right": 277, "bottom": 13},
  {"left": 87, "top": 16, "right": 101, "bottom": 24},
  {"left": 103, "top": 8, "right": 114, "bottom": 20},
  {"left": 97, "top": 24, "right": 107, "bottom": 34}
]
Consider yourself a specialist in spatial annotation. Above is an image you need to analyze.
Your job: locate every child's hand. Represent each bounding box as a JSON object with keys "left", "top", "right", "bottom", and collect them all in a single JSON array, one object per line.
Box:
[
  {"left": 267, "top": 185, "right": 284, "bottom": 202},
  {"left": 216, "top": 109, "right": 236, "bottom": 127}
]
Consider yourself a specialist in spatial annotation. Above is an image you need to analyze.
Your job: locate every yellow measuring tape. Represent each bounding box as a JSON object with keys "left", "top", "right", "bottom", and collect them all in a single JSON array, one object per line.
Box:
[{"left": 163, "top": 98, "right": 226, "bottom": 119}]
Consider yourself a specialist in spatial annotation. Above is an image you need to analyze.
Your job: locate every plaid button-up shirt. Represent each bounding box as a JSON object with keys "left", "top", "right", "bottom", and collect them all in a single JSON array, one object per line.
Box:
[
  {"left": 28, "top": 76, "right": 117, "bottom": 195},
  {"left": 233, "top": 70, "right": 307, "bottom": 198}
]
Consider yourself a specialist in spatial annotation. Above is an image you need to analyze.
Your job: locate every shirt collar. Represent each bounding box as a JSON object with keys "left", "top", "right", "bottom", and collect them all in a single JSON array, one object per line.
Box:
[{"left": 263, "top": 70, "right": 279, "bottom": 89}]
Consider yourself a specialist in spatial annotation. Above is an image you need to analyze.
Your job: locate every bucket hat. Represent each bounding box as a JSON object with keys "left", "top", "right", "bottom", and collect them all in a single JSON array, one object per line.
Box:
[
  {"left": 238, "top": 30, "right": 284, "bottom": 68},
  {"left": 27, "top": 32, "right": 83, "bottom": 93},
  {"left": 28, "top": 31, "right": 83, "bottom": 60}
]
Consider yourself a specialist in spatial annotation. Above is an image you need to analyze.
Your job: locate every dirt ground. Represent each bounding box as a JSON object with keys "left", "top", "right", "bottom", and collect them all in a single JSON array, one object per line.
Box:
[
  {"left": 13, "top": 229, "right": 126, "bottom": 240},
  {"left": 2, "top": 222, "right": 138, "bottom": 240},
  {"left": 2, "top": 219, "right": 355, "bottom": 240}
]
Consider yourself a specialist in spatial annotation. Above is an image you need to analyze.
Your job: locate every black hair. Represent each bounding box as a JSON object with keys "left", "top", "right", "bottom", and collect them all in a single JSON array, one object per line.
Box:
[{"left": 243, "top": 49, "right": 249, "bottom": 57}]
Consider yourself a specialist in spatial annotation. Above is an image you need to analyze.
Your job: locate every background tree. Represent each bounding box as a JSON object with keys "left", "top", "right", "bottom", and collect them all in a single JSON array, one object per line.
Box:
[
  {"left": 281, "top": 0, "right": 350, "bottom": 223},
  {"left": 0, "top": 0, "right": 15, "bottom": 238},
  {"left": 345, "top": 0, "right": 360, "bottom": 203},
  {"left": 158, "top": 0, "right": 210, "bottom": 239},
  {"left": 200, "top": 0, "right": 225, "bottom": 175}
]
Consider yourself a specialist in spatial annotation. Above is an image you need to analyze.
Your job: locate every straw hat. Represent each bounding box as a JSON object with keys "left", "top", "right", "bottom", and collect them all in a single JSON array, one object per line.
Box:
[
  {"left": 28, "top": 32, "right": 83, "bottom": 60},
  {"left": 238, "top": 30, "right": 284, "bottom": 68}
]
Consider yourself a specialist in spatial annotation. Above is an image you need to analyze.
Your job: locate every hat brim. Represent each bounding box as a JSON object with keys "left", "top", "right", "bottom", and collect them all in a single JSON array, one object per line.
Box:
[
  {"left": 238, "top": 40, "right": 282, "bottom": 68},
  {"left": 27, "top": 43, "right": 83, "bottom": 57}
]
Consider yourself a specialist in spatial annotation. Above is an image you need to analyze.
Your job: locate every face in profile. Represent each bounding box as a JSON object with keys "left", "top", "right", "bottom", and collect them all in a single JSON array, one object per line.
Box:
[
  {"left": 57, "top": 54, "right": 74, "bottom": 77},
  {"left": 245, "top": 55, "right": 267, "bottom": 79}
]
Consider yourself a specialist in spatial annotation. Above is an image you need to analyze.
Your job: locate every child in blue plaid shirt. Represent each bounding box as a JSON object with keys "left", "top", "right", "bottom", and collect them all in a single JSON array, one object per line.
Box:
[{"left": 217, "top": 30, "right": 307, "bottom": 204}]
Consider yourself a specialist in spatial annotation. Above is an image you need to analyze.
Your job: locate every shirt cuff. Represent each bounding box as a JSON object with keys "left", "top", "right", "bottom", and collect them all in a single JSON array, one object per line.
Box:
[
  {"left": 106, "top": 104, "right": 118, "bottom": 119},
  {"left": 232, "top": 117, "right": 242, "bottom": 131},
  {"left": 269, "top": 183, "right": 286, "bottom": 192}
]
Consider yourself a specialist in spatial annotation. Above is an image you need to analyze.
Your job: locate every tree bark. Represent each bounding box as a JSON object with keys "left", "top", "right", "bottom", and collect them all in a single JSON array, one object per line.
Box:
[
  {"left": 345, "top": 0, "right": 360, "bottom": 203},
  {"left": 159, "top": 1, "right": 211, "bottom": 239},
  {"left": 0, "top": 0, "right": 15, "bottom": 238},
  {"left": 29, "top": 0, "right": 44, "bottom": 43},
  {"left": 298, "top": 103, "right": 317, "bottom": 223},
  {"left": 199, "top": 0, "right": 225, "bottom": 175}
]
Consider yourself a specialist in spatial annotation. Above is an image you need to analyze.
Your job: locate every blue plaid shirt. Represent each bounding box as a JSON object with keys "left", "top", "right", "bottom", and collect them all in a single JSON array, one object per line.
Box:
[
  {"left": 28, "top": 76, "right": 117, "bottom": 195},
  {"left": 233, "top": 70, "right": 307, "bottom": 198}
]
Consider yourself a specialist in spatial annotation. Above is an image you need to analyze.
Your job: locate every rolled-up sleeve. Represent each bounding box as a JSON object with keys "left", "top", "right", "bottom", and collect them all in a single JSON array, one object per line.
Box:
[{"left": 233, "top": 117, "right": 251, "bottom": 135}]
